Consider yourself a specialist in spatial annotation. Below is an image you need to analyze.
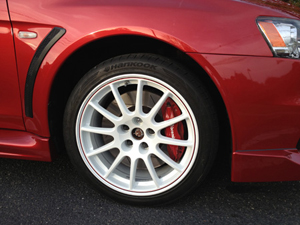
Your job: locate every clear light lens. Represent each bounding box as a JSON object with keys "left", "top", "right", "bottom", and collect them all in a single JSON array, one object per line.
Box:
[{"left": 257, "top": 17, "right": 300, "bottom": 59}]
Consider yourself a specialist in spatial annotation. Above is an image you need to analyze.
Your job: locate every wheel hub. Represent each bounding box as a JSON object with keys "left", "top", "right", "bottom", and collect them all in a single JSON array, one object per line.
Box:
[{"left": 132, "top": 127, "right": 144, "bottom": 140}]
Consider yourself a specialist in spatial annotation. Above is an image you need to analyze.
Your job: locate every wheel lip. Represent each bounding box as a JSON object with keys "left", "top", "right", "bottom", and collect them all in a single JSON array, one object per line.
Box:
[{"left": 75, "top": 74, "right": 199, "bottom": 196}]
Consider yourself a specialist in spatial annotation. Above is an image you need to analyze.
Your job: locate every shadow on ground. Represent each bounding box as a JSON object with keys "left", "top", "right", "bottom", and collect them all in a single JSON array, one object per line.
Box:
[{"left": 0, "top": 152, "right": 299, "bottom": 224}]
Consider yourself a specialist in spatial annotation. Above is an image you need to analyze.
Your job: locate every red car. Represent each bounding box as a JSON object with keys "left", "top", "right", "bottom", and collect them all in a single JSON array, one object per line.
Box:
[{"left": 1, "top": 0, "right": 300, "bottom": 205}]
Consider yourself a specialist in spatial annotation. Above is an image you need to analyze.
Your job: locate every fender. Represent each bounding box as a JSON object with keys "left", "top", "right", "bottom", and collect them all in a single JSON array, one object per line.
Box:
[
  {"left": 187, "top": 53, "right": 237, "bottom": 153},
  {"left": 23, "top": 26, "right": 198, "bottom": 136},
  {"left": 9, "top": 0, "right": 280, "bottom": 136}
]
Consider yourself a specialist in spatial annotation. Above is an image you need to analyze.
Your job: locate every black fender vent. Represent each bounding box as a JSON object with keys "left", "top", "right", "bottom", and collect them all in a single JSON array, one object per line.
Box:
[{"left": 25, "top": 27, "right": 66, "bottom": 118}]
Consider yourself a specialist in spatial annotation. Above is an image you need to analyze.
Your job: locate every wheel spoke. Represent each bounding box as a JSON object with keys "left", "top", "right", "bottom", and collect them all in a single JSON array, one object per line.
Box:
[
  {"left": 144, "top": 156, "right": 160, "bottom": 188},
  {"left": 81, "top": 125, "right": 115, "bottom": 135},
  {"left": 158, "top": 135, "right": 193, "bottom": 147},
  {"left": 104, "top": 153, "right": 124, "bottom": 178},
  {"left": 86, "top": 141, "right": 116, "bottom": 157},
  {"left": 76, "top": 73, "right": 199, "bottom": 195},
  {"left": 89, "top": 101, "right": 120, "bottom": 123},
  {"left": 148, "top": 91, "right": 170, "bottom": 119},
  {"left": 129, "top": 158, "right": 138, "bottom": 190},
  {"left": 110, "top": 83, "right": 130, "bottom": 116},
  {"left": 135, "top": 80, "right": 144, "bottom": 114},
  {"left": 155, "top": 113, "right": 188, "bottom": 130},
  {"left": 154, "top": 147, "right": 183, "bottom": 172}
]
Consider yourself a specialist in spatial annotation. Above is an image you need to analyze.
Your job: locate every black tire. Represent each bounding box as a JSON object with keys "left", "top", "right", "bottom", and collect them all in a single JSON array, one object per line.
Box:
[{"left": 63, "top": 53, "right": 218, "bottom": 205}]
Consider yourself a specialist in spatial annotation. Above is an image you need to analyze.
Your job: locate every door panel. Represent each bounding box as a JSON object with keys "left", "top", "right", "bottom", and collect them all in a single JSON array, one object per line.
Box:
[{"left": 0, "top": 0, "right": 24, "bottom": 130}]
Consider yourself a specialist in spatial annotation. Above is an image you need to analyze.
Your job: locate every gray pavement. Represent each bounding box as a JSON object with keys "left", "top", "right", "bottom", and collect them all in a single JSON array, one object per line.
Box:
[{"left": 1, "top": 153, "right": 299, "bottom": 224}]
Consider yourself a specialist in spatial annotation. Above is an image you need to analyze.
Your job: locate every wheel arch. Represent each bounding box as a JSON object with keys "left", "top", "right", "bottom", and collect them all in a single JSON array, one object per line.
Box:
[{"left": 48, "top": 34, "right": 232, "bottom": 161}]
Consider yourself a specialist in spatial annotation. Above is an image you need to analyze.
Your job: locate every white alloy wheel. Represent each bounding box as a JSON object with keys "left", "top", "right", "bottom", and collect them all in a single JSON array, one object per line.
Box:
[
  {"left": 76, "top": 74, "right": 198, "bottom": 196},
  {"left": 64, "top": 54, "right": 218, "bottom": 205}
]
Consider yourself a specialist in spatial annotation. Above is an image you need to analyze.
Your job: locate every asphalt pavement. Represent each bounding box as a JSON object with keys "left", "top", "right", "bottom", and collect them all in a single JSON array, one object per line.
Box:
[{"left": 1, "top": 153, "right": 300, "bottom": 224}]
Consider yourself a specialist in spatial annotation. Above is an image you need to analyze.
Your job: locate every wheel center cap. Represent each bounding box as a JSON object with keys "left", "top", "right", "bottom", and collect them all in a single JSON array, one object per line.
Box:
[{"left": 132, "top": 128, "right": 144, "bottom": 140}]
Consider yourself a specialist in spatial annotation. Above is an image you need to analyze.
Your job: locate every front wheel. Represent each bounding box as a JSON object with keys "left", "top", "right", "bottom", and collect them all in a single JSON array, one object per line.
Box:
[{"left": 64, "top": 54, "right": 218, "bottom": 205}]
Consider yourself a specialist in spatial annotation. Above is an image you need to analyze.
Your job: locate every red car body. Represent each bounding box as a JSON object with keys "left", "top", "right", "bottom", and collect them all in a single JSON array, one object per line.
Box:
[{"left": 1, "top": 0, "right": 300, "bottom": 188}]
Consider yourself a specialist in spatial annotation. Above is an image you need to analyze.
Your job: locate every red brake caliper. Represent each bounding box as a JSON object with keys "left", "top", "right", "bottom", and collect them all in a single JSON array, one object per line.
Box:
[{"left": 161, "top": 98, "right": 185, "bottom": 162}]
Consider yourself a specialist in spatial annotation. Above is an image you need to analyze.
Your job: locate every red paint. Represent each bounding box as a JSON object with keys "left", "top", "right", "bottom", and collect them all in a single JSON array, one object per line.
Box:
[
  {"left": 0, "top": 130, "right": 51, "bottom": 161},
  {"left": 189, "top": 53, "right": 300, "bottom": 181},
  {"left": 9, "top": 0, "right": 287, "bottom": 137},
  {"left": 232, "top": 149, "right": 300, "bottom": 182},
  {"left": 12, "top": 23, "right": 54, "bottom": 115},
  {"left": 0, "top": 0, "right": 9, "bottom": 21},
  {"left": 0, "top": 0, "right": 300, "bottom": 182},
  {"left": 189, "top": 54, "right": 300, "bottom": 152},
  {"left": 0, "top": 3, "right": 24, "bottom": 130}
]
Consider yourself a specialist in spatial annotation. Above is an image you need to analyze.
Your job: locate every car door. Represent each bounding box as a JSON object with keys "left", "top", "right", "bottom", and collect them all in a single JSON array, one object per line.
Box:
[{"left": 0, "top": 0, "right": 24, "bottom": 130}]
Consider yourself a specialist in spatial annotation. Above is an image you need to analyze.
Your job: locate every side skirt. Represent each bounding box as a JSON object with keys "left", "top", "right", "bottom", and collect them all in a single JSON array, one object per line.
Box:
[
  {"left": 0, "top": 129, "right": 52, "bottom": 161},
  {"left": 232, "top": 148, "right": 300, "bottom": 182}
]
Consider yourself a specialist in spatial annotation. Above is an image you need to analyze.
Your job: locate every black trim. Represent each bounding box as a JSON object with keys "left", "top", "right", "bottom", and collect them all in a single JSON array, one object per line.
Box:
[
  {"left": 25, "top": 27, "right": 66, "bottom": 117},
  {"left": 297, "top": 139, "right": 300, "bottom": 150}
]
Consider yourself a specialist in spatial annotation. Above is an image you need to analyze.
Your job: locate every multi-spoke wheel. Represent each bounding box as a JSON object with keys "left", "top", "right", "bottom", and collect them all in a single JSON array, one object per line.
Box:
[{"left": 64, "top": 54, "right": 218, "bottom": 205}]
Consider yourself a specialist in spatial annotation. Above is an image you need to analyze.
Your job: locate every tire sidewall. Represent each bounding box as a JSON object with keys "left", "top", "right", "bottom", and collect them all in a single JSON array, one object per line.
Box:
[{"left": 64, "top": 54, "right": 218, "bottom": 205}]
